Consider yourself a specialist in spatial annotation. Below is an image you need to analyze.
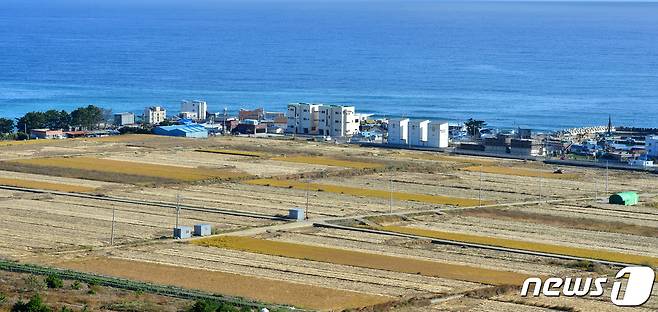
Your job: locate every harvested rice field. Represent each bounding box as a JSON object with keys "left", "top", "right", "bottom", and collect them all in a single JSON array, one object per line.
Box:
[
  {"left": 246, "top": 178, "right": 486, "bottom": 207},
  {"left": 0, "top": 177, "right": 96, "bottom": 193},
  {"left": 193, "top": 236, "right": 533, "bottom": 285},
  {"left": 195, "top": 148, "right": 267, "bottom": 157},
  {"left": 376, "top": 225, "right": 658, "bottom": 266},
  {"left": 0, "top": 156, "right": 250, "bottom": 183},
  {"left": 0, "top": 135, "right": 656, "bottom": 311},
  {"left": 59, "top": 257, "right": 392, "bottom": 311},
  {"left": 271, "top": 155, "right": 385, "bottom": 169},
  {"left": 462, "top": 165, "right": 579, "bottom": 179}
]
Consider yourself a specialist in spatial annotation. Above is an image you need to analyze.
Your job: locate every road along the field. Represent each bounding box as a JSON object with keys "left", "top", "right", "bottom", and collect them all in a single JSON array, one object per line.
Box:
[
  {"left": 192, "top": 236, "right": 533, "bottom": 286},
  {"left": 376, "top": 225, "right": 658, "bottom": 266},
  {"left": 59, "top": 257, "right": 393, "bottom": 311},
  {"left": 246, "top": 178, "right": 487, "bottom": 207}
]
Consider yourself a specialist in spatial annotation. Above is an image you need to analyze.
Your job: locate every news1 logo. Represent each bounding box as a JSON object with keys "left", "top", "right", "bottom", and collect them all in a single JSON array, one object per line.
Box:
[{"left": 521, "top": 267, "right": 655, "bottom": 307}]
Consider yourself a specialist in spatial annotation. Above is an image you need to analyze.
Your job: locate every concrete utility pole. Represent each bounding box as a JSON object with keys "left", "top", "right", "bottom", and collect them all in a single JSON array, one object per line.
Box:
[
  {"left": 389, "top": 173, "right": 393, "bottom": 213},
  {"left": 539, "top": 169, "right": 543, "bottom": 205},
  {"left": 175, "top": 194, "right": 182, "bottom": 229},
  {"left": 110, "top": 207, "right": 116, "bottom": 246},
  {"left": 605, "top": 160, "right": 609, "bottom": 194},
  {"left": 305, "top": 179, "right": 310, "bottom": 220},
  {"left": 479, "top": 164, "right": 483, "bottom": 207}
]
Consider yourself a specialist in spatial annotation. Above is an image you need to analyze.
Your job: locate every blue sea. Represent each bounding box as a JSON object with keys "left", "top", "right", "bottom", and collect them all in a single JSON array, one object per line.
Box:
[{"left": 1, "top": 0, "right": 657, "bottom": 130}]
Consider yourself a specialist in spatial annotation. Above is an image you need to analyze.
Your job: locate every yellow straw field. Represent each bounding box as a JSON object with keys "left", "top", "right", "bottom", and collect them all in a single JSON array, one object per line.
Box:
[
  {"left": 193, "top": 236, "right": 532, "bottom": 286},
  {"left": 397, "top": 152, "right": 496, "bottom": 165},
  {"left": 271, "top": 156, "right": 384, "bottom": 169},
  {"left": 0, "top": 177, "right": 96, "bottom": 193},
  {"left": 60, "top": 257, "right": 392, "bottom": 311},
  {"left": 195, "top": 149, "right": 266, "bottom": 157},
  {"left": 5, "top": 157, "right": 249, "bottom": 182},
  {"left": 246, "top": 178, "right": 485, "bottom": 206},
  {"left": 378, "top": 225, "right": 658, "bottom": 266},
  {"left": 462, "top": 165, "right": 578, "bottom": 179}
]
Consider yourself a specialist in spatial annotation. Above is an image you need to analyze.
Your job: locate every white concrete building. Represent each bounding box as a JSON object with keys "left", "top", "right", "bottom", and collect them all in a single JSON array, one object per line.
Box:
[
  {"left": 387, "top": 118, "right": 409, "bottom": 145},
  {"left": 179, "top": 111, "right": 198, "bottom": 120},
  {"left": 286, "top": 103, "right": 320, "bottom": 135},
  {"left": 113, "top": 112, "right": 135, "bottom": 126},
  {"left": 181, "top": 100, "right": 207, "bottom": 121},
  {"left": 427, "top": 121, "right": 449, "bottom": 148},
  {"left": 647, "top": 136, "right": 658, "bottom": 158},
  {"left": 409, "top": 120, "right": 430, "bottom": 147},
  {"left": 318, "top": 105, "right": 360, "bottom": 137},
  {"left": 144, "top": 106, "right": 167, "bottom": 125}
]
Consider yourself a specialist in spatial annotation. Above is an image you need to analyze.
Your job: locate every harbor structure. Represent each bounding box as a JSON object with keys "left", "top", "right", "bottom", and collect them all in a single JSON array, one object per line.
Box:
[{"left": 144, "top": 106, "right": 167, "bottom": 125}]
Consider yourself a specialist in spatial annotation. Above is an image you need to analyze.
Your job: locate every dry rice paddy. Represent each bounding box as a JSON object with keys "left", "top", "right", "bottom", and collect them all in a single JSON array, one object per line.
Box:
[
  {"left": 462, "top": 165, "right": 578, "bottom": 179},
  {"left": 193, "top": 236, "right": 532, "bottom": 286},
  {"left": 378, "top": 225, "right": 658, "bottom": 266},
  {"left": 246, "top": 178, "right": 486, "bottom": 206},
  {"left": 59, "top": 257, "right": 393, "bottom": 311},
  {"left": 0, "top": 177, "right": 96, "bottom": 193},
  {"left": 271, "top": 155, "right": 384, "bottom": 169},
  {"left": 195, "top": 149, "right": 266, "bottom": 157},
  {"left": 2, "top": 157, "right": 250, "bottom": 183}
]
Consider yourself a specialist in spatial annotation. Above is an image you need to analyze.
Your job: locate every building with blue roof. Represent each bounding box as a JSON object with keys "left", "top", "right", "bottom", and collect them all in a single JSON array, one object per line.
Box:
[{"left": 153, "top": 124, "right": 208, "bottom": 138}]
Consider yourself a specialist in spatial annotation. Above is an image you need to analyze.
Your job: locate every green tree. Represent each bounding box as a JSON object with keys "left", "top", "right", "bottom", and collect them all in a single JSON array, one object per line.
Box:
[
  {"left": 0, "top": 117, "right": 14, "bottom": 134},
  {"left": 464, "top": 118, "right": 486, "bottom": 137},
  {"left": 16, "top": 112, "right": 47, "bottom": 132},
  {"left": 11, "top": 294, "right": 52, "bottom": 312},
  {"left": 43, "top": 110, "right": 71, "bottom": 130},
  {"left": 45, "top": 275, "right": 63, "bottom": 289},
  {"left": 71, "top": 105, "right": 103, "bottom": 130},
  {"left": 188, "top": 300, "right": 219, "bottom": 312}
]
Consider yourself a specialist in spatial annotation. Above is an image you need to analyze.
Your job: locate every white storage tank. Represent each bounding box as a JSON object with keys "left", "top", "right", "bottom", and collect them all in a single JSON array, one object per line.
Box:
[
  {"left": 194, "top": 224, "right": 212, "bottom": 236},
  {"left": 173, "top": 226, "right": 193, "bottom": 239},
  {"left": 288, "top": 208, "right": 306, "bottom": 221}
]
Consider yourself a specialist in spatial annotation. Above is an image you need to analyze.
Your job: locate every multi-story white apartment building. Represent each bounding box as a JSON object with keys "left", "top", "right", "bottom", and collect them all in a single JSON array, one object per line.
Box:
[
  {"left": 144, "top": 106, "right": 167, "bottom": 125},
  {"left": 286, "top": 103, "right": 320, "bottom": 135},
  {"left": 647, "top": 136, "right": 658, "bottom": 158},
  {"left": 387, "top": 118, "right": 409, "bottom": 145},
  {"left": 181, "top": 100, "right": 207, "bottom": 121},
  {"left": 318, "top": 105, "right": 360, "bottom": 137}
]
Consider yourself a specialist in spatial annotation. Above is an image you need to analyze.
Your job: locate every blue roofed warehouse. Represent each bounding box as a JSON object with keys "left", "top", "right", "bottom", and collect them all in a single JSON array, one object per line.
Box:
[{"left": 153, "top": 124, "right": 208, "bottom": 138}]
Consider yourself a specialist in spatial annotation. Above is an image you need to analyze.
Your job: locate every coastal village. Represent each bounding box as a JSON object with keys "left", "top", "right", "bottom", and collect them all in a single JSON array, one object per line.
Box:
[
  {"left": 0, "top": 101, "right": 657, "bottom": 311},
  {"left": 4, "top": 100, "right": 657, "bottom": 170}
]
